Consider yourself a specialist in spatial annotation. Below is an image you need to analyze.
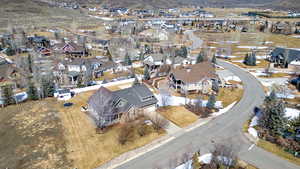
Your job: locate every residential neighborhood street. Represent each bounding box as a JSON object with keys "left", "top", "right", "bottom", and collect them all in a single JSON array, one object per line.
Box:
[{"left": 115, "top": 60, "right": 299, "bottom": 169}]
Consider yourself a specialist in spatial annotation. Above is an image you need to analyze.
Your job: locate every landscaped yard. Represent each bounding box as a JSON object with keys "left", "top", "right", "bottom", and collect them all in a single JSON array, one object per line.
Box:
[
  {"left": 157, "top": 106, "right": 198, "bottom": 127},
  {"left": 57, "top": 90, "right": 164, "bottom": 169},
  {"left": 187, "top": 87, "right": 244, "bottom": 107}
]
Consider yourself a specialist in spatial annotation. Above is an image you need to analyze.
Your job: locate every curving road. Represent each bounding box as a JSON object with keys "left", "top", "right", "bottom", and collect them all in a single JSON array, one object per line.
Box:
[{"left": 115, "top": 31, "right": 299, "bottom": 169}]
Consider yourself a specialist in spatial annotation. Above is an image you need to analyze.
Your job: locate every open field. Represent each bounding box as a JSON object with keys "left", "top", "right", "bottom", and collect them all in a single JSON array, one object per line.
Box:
[
  {"left": 57, "top": 90, "right": 164, "bottom": 169},
  {"left": 0, "top": 99, "right": 71, "bottom": 169},
  {"left": 157, "top": 106, "right": 198, "bottom": 127}
]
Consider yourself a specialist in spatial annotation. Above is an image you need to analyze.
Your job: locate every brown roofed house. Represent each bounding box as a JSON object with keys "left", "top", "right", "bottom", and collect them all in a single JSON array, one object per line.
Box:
[{"left": 169, "top": 61, "right": 218, "bottom": 94}]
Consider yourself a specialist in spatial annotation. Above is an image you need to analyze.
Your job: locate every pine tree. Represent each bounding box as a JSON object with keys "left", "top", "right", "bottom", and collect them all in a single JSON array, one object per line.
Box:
[
  {"left": 212, "top": 54, "right": 217, "bottom": 64},
  {"left": 41, "top": 79, "right": 55, "bottom": 97},
  {"left": 259, "top": 93, "right": 287, "bottom": 136},
  {"left": 296, "top": 81, "right": 300, "bottom": 92},
  {"left": 181, "top": 46, "right": 188, "bottom": 58},
  {"left": 143, "top": 66, "right": 150, "bottom": 80},
  {"left": 212, "top": 80, "right": 219, "bottom": 94},
  {"left": 27, "top": 82, "right": 39, "bottom": 100},
  {"left": 196, "top": 52, "right": 204, "bottom": 63},
  {"left": 2, "top": 85, "right": 15, "bottom": 106},
  {"left": 27, "top": 54, "right": 33, "bottom": 73},
  {"left": 124, "top": 53, "right": 132, "bottom": 66},
  {"left": 207, "top": 94, "right": 216, "bottom": 109}
]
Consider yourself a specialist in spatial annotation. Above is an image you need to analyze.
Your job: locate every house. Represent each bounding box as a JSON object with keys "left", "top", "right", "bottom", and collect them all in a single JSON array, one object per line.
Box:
[
  {"left": 169, "top": 61, "right": 218, "bottom": 94},
  {"left": 54, "top": 42, "right": 88, "bottom": 57},
  {"left": 28, "top": 36, "right": 50, "bottom": 48},
  {"left": 90, "top": 39, "right": 109, "bottom": 53},
  {"left": 87, "top": 83, "right": 157, "bottom": 127},
  {"left": 269, "top": 47, "right": 300, "bottom": 68}
]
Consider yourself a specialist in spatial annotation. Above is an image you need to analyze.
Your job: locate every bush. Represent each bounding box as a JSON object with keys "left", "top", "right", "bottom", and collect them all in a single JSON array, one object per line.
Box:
[
  {"left": 137, "top": 124, "right": 150, "bottom": 137},
  {"left": 118, "top": 124, "right": 135, "bottom": 145},
  {"left": 151, "top": 115, "right": 168, "bottom": 131}
]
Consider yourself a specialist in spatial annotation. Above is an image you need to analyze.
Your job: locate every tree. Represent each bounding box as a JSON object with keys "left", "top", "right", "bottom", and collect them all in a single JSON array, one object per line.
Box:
[
  {"left": 196, "top": 52, "right": 204, "bottom": 63},
  {"left": 143, "top": 66, "right": 150, "bottom": 80},
  {"left": 212, "top": 54, "right": 217, "bottom": 64},
  {"left": 259, "top": 92, "right": 287, "bottom": 136},
  {"left": 2, "top": 85, "right": 15, "bottom": 106},
  {"left": 206, "top": 94, "right": 216, "bottom": 110},
  {"left": 27, "top": 82, "right": 39, "bottom": 100},
  {"left": 244, "top": 52, "right": 256, "bottom": 66},
  {"left": 27, "top": 54, "right": 33, "bottom": 73},
  {"left": 54, "top": 32, "right": 59, "bottom": 40},
  {"left": 297, "top": 81, "right": 300, "bottom": 92},
  {"left": 212, "top": 80, "right": 219, "bottom": 94},
  {"left": 124, "top": 53, "right": 132, "bottom": 66},
  {"left": 41, "top": 78, "right": 55, "bottom": 97},
  {"left": 151, "top": 114, "right": 168, "bottom": 131},
  {"left": 192, "top": 151, "right": 202, "bottom": 169}
]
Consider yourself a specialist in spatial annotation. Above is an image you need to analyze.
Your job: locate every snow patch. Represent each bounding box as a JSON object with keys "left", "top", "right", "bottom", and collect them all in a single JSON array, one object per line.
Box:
[
  {"left": 248, "top": 127, "right": 258, "bottom": 138},
  {"left": 285, "top": 108, "right": 300, "bottom": 120}
]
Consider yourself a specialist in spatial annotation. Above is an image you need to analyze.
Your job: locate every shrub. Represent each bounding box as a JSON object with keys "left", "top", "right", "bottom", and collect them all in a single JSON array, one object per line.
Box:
[
  {"left": 118, "top": 124, "right": 135, "bottom": 145},
  {"left": 137, "top": 124, "right": 150, "bottom": 137},
  {"left": 151, "top": 115, "right": 168, "bottom": 131}
]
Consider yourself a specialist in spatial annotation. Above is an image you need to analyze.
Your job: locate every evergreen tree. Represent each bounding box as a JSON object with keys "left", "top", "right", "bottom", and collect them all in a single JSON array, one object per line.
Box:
[
  {"left": 259, "top": 92, "right": 287, "bottom": 136},
  {"left": 296, "top": 81, "right": 300, "bottom": 92},
  {"left": 196, "top": 52, "right": 204, "bottom": 63},
  {"left": 124, "top": 53, "right": 132, "bottom": 66},
  {"left": 5, "top": 45, "right": 16, "bottom": 56},
  {"left": 143, "top": 66, "right": 150, "bottom": 80},
  {"left": 41, "top": 79, "right": 55, "bottom": 97},
  {"left": 27, "top": 54, "right": 33, "bottom": 73},
  {"left": 212, "top": 54, "right": 217, "bottom": 64},
  {"left": 212, "top": 80, "right": 219, "bottom": 94},
  {"left": 2, "top": 85, "right": 15, "bottom": 106},
  {"left": 159, "top": 47, "right": 164, "bottom": 54},
  {"left": 181, "top": 46, "right": 188, "bottom": 58},
  {"left": 27, "top": 82, "right": 39, "bottom": 100},
  {"left": 207, "top": 94, "right": 216, "bottom": 109}
]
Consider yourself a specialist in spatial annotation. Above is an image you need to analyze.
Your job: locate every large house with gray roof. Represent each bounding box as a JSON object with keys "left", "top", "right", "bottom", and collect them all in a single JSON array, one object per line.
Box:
[
  {"left": 87, "top": 83, "right": 157, "bottom": 127},
  {"left": 269, "top": 47, "right": 300, "bottom": 68}
]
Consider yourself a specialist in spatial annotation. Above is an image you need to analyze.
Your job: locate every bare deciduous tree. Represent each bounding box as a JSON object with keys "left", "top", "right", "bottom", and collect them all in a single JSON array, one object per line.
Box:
[{"left": 150, "top": 114, "right": 168, "bottom": 131}]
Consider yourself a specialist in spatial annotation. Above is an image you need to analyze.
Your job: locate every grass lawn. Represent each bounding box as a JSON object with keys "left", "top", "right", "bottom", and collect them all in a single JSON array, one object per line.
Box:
[
  {"left": 258, "top": 72, "right": 290, "bottom": 78},
  {"left": 187, "top": 88, "right": 244, "bottom": 107},
  {"left": 157, "top": 106, "right": 198, "bottom": 127},
  {"left": 231, "top": 59, "right": 270, "bottom": 69},
  {"left": 257, "top": 139, "right": 300, "bottom": 166},
  {"left": 57, "top": 90, "right": 164, "bottom": 169},
  {"left": 133, "top": 67, "right": 144, "bottom": 75},
  {"left": 217, "top": 88, "right": 244, "bottom": 107},
  {"left": 95, "top": 71, "right": 130, "bottom": 81}
]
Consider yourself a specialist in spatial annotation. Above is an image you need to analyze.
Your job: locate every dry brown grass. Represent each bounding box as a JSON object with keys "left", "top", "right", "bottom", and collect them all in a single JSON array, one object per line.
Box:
[
  {"left": 259, "top": 72, "right": 290, "bottom": 78},
  {"left": 231, "top": 59, "right": 269, "bottom": 69},
  {"left": 218, "top": 88, "right": 244, "bottom": 107},
  {"left": 257, "top": 139, "right": 300, "bottom": 166},
  {"left": 157, "top": 106, "right": 198, "bottom": 127},
  {"left": 95, "top": 71, "right": 131, "bottom": 81},
  {"left": 0, "top": 99, "right": 71, "bottom": 169},
  {"left": 57, "top": 90, "right": 164, "bottom": 169}
]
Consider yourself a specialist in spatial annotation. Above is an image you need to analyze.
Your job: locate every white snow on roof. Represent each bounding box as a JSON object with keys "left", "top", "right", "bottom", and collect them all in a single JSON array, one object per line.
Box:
[
  {"left": 285, "top": 108, "right": 300, "bottom": 120},
  {"left": 290, "top": 60, "right": 300, "bottom": 66}
]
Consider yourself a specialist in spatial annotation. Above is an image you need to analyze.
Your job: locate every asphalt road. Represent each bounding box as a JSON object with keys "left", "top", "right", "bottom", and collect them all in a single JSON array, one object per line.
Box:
[{"left": 116, "top": 61, "right": 299, "bottom": 169}]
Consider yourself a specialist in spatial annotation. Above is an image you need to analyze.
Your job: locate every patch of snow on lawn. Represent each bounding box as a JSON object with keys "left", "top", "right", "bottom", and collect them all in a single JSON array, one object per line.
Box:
[
  {"left": 174, "top": 160, "right": 192, "bottom": 169},
  {"left": 292, "top": 35, "right": 300, "bottom": 39},
  {"left": 237, "top": 46, "right": 268, "bottom": 50},
  {"left": 248, "top": 127, "right": 258, "bottom": 138},
  {"left": 250, "top": 116, "right": 259, "bottom": 127},
  {"left": 224, "top": 76, "right": 241, "bottom": 82},
  {"left": 285, "top": 108, "right": 300, "bottom": 120},
  {"left": 198, "top": 153, "right": 213, "bottom": 164}
]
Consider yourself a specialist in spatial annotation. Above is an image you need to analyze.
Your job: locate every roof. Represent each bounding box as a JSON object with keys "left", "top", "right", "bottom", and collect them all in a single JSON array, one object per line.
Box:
[
  {"left": 88, "top": 84, "right": 157, "bottom": 115},
  {"left": 170, "top": 61, "right": 217, "bottom": 84},
  {"left": 113, "top": 83, "right": 158, "bottom": 110},
  {"left": 271, "top": 47, "right": 300, "bottom": 63}
]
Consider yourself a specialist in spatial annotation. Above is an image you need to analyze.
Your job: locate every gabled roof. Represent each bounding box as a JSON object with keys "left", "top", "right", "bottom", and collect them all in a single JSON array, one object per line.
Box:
[{"left": 170, "top": 61, "right": 217, "bottom": 84}]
